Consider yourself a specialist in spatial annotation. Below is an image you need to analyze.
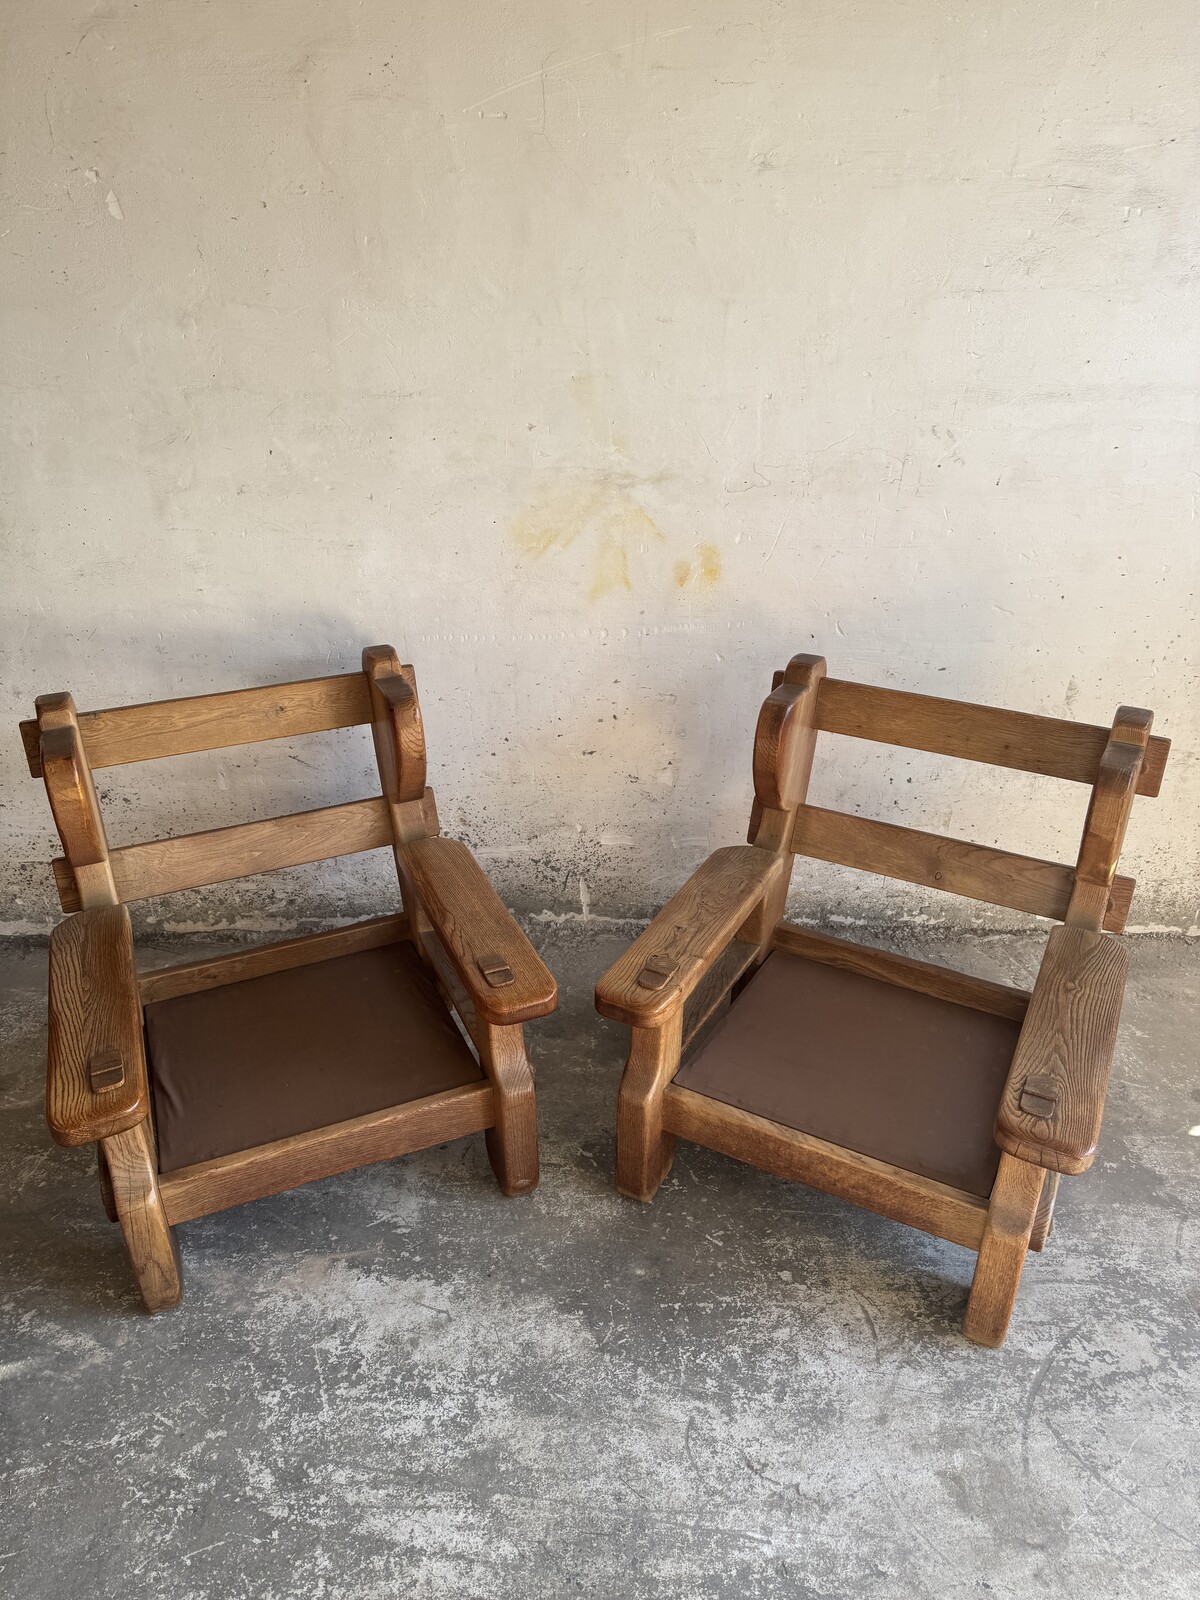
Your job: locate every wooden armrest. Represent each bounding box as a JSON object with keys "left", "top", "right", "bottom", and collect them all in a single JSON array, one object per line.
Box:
[
  {"left": 595, "top": 846, "right": 785, "bottom": 1028},
  {"left": 399, "top": 836, "right": 557, "bottom": 1025},
  {"left": 994, "top": 924, "right": 1129, "bottom": 1175},
  {"left": 47, "top": 905, "right": 150, "bottom": 1147}
]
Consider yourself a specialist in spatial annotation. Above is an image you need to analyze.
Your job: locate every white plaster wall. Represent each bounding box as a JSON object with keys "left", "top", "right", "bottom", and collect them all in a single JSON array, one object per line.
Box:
[{"left": 2, "top": 0, "right": 1197, "bottom": 935}]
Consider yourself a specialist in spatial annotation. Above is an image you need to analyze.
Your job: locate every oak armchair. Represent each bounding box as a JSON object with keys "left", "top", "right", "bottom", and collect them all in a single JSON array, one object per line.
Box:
[
  {"left": 596, "top": 655, "right": 1169, "bottom": 1346},
  {"left": 25, "top": 647, "right": 556, "bottom": 1312}
]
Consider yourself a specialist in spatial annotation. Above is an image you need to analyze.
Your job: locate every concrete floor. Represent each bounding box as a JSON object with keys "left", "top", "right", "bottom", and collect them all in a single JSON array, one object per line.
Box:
[{"left": 1, "top": 927, "right": 1197, "bottom": 1599}]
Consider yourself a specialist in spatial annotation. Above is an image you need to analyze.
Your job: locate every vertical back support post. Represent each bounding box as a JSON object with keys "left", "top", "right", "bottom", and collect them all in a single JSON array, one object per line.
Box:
[
  {"left": 36, "top": 695, "right": 118, "bottom": 910},
  {"left": 1067, "top": 706, "right": 1152, "bottom": 932},
  {"left": 742, "top": 654, "right": 827, "bottom": 953},
  {"left": 362, "top": 646, "right": 438, "bottom": 952}
]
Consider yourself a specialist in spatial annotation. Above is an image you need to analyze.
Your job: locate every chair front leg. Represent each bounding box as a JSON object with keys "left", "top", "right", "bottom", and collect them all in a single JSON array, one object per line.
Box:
[
  {"left": 101, "top": 1119, "right": 183, "bottom": 1312},
  {"left": 615, "top": 1012, "right": 683, "bottom": 1202},
  {"left": 478, "top": 1021, "right": 539, "bottom": 1197},
  {"left": 963, "top": 1152, "right": 1044, "bottom": 1347}
]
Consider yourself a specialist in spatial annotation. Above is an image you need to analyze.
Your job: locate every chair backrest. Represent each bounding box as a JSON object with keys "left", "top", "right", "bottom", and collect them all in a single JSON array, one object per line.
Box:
[
  {"left": 22, "top": 646, "right": 434, "bottom": 914},
  {"left": 748, "top": 654, "right": 1170, "bottom": 934}
]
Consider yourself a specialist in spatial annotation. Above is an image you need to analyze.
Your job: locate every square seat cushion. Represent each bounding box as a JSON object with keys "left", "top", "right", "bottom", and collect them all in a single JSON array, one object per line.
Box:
[
  {"left": 674, "top": 951, "right": 1024, "bottom": 1198},
  {"left": 145, "top": 943, "right": 483, "bottom": 1173}
]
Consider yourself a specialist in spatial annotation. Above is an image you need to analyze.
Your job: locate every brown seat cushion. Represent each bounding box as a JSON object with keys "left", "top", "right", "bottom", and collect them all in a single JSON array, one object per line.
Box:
[
  {"left": 145, "top": 943, "right": 483, "bottom": 1173},
  {"left": 674, "top": 951, "right": 1023, "bottom": 1197}
]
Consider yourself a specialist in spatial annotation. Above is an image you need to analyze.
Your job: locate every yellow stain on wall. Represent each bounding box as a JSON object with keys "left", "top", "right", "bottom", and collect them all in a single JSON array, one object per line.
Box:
[
  {"left": 672, "top": 543, "right": 723, "bottom": 589},
  {"left": 511, "top": 474, "right": 720, "bottom": 601},
  {"left": 589, "top": 533, "right": 632, "bottom": 600}
]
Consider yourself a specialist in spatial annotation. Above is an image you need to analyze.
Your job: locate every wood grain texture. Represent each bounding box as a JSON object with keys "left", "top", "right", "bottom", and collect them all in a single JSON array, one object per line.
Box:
[
  {"left": 962, "top": 1152, "right": 1044, "bottom": 1346},
  {"left": 791, "top": 805, "right": 1133, "bottom": 931},
  {"left": 23, "top": 672, "right": 374, "bottom": 776},
  {"left": 680, "top": 938, "right": 761, "bottom": 1053},
  {"left": 1029, "top": 1169, "right": 1059, "bottom": 1253},
  {"left": 101, "top": 1120, "right": 183, "bottom": 1312},
  {"left": 662, "top": 1086, "right": 989, "bottom": 1250},
  {"left": 814, "top": 676, "right": 1170, "bottom": 796},
  {"left": 420, "top": 925, "right": 482, "bottom": 1048},
  {"left": 994, "top": 924, "right": 1128, "bottom": 1174},
  {"left": 615, "top": 1015, "right": 682, "bottom": 1201},
  {"left": 1069, "top": 727, "right": 1149, "bottom": 931},
  {"left": 595, "top": 847, "right": 786, "bottom": 1027},
  {"left": 398, "top": 836, "right": 558, "bottom": 1025},
  {"left": 47, "top": 905, "right": 149, "bottom": 1146},
  {"left": 771, "top": 922, "right": 1031, "bottom": 1021},
  {"left": 159, "top": 1082, "right": 495, "bottom": 1224},
  {"left": 36, "top": 698, "right": 119, "bottom": 908},
  {"left": 478, "top": 1023, "right": 540, "bottom": 1195},
  {"left": 137, "top": 914, "right": 412, "bottom": 1004},
  {"left": 362, "top": 646, "right": 428, "bottom": 806},
  {"left": 54, "top": 796, "right": 401, "bottom": 911},
  {"left": 750, "top": 655, "right": 826, "bottom": 847}
]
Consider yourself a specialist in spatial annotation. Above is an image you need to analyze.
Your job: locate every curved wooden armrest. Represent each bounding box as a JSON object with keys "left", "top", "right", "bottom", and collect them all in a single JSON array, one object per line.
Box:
[
  {"left": 995, "top": 924, "right": 1128, "bottom": 1175},
  {"left": 47, "top": 905, "right": 150, "bottom": 1147},
  {"left": 399, "top": 836, "right": 557, "bottom": 1025},
  {"left": 595, "top": 846, "right": 786, "bottom": 1028}
]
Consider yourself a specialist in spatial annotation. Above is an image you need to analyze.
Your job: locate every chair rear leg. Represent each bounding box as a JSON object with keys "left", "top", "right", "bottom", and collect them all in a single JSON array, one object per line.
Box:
[
  {"left": 615, "top": 1017, "right": 682, "bottom": 1202},
  {"left": 964, "top": 1153, "right": 1043, "bottom": 1347},
  {"left": 479, "top": 1023, "right": 539, "bottom": 1196},
  {"left": 101, "top": 1120, "right": 183, "bottom": 1312}
]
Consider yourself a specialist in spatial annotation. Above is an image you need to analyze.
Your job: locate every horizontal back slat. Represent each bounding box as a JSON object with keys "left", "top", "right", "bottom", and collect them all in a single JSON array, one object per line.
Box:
[
  {"left": 22, "top": 672, "right": 373, "bottom": 776},
  {"left": 53, "top": 797, "right": 394, "bottom": 912},
  {"left": 814, "top": 678, "right": 1169, "bottom": 797},
  {"left": 791, "top": 805, "right": 1133, "bottom": 932}
]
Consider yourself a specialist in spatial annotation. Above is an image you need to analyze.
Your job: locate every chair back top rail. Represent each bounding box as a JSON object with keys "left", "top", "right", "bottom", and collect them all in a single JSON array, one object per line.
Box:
[
  {"left": 813, "top": 677, "right": 1169, "bottom": 797},
  {"left": 21, "top": 671, "right": 373, "bottom": 776}
]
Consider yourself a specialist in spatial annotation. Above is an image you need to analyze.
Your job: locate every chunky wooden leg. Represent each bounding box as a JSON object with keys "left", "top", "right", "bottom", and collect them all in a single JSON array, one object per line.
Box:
[
  {"left": 615, "top": 1014, "right": 683, "bottom": 1201},
  {"left": 963, "top": 1153, "right": 1044, "bottom": 1347},
  {"left": 478, "top": 1022, "right": 539, "bottom": 1197},
  {"left": 1029, "top": 1169, "right": 1060, "bottom": 1253},
  {"left": 101, "top": 1120, "right": 183, "bottom": 1312}
]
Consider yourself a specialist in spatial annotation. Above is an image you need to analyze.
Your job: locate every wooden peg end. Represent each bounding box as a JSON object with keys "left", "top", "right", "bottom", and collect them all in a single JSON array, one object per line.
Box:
[
  {"left": 479, "top": 955, "right": 515, "bottom": 988},
  {"left": 636, "top": 959, "right": 676, "bottom": 991},
  {"left": 1018, "top": 1074, "right": 1059, "bottom": 1120},
  {"left": 88, "top": 1047, "right": 126, "bottom": 1093}
]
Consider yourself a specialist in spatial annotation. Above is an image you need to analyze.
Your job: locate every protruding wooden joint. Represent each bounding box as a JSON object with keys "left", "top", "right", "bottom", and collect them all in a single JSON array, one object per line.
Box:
[
  {"left": 479, "top": 954, "right": 515, "bottom": 989},
  {"left": 88, "top": 1047, "right": 126, "bottom": 1092},
  {"left": 1017, "top": 1074, "right": 1059, "bottom": 1121},
  {"left": 392, "top": 786, "right": 440, "bottom": 845},
  {"left": 637, "top": 958, "right": 676, "bottom": 991}
]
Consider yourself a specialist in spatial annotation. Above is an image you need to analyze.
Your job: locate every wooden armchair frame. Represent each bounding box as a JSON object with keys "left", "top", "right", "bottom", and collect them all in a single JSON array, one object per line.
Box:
[
  {"left": 25, "top": 647, "right": 556, "bottom": 1312},
  {"left": 596, "top": 655, "right": 1169, "bottom": 1346}
]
